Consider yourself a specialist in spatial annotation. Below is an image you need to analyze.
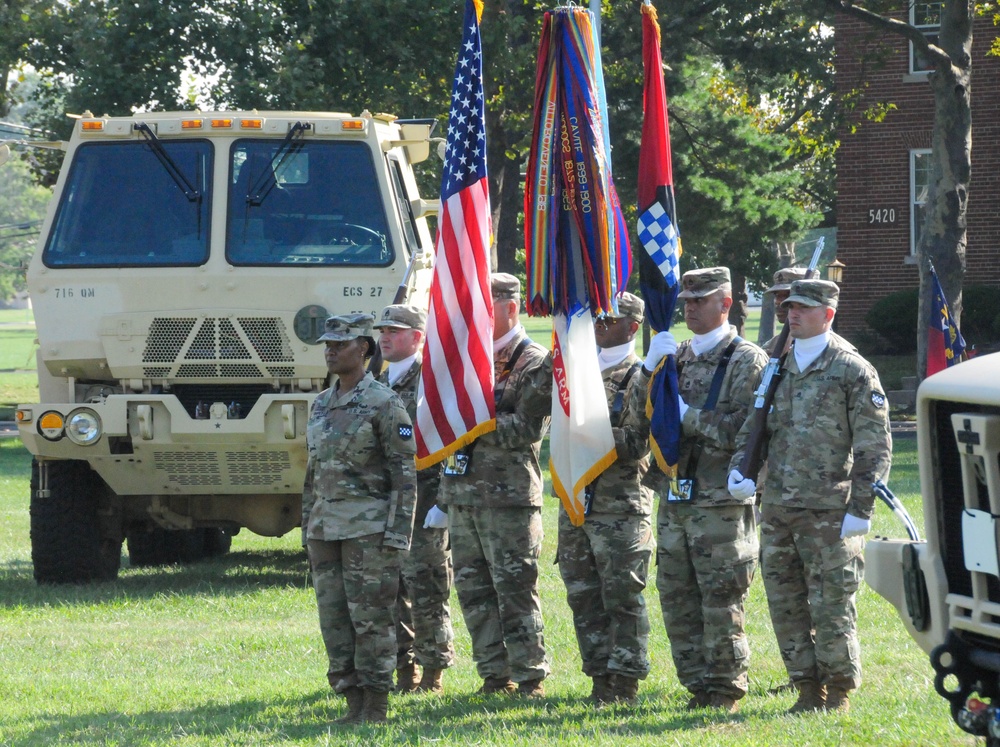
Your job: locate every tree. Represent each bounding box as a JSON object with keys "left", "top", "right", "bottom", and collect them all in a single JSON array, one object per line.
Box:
[
  {"left": 0, "top": 153, "right": 50, "bottom": 301},
  {"left": 816, "top": 0, "right": 976, "bottom": 378}
]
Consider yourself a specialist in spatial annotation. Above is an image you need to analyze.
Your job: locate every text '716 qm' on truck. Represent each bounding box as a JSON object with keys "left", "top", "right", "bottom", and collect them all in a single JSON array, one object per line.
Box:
[
  {"left": 12, "top": 110, "right": 437, "bottom": 583},
  {"left": 866, "top": 351, "right": 1000, "bottom": 743}
]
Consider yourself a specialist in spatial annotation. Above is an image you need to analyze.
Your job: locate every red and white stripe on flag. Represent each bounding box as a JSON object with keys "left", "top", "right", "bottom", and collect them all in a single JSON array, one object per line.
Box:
[
  {"left": 549, "top": 311, "right": 617, "bottom": 526},
  {"left": 415, "top": 177, "right": 496, "bottom": 469},
  {"left": 414, "top": 0, "right": 496, "bottom": 470}
]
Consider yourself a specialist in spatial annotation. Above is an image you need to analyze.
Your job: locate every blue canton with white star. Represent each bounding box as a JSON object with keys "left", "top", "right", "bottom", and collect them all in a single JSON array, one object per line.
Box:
[{"left": 441, "top": 4, "right": 488, "bottom": 201}]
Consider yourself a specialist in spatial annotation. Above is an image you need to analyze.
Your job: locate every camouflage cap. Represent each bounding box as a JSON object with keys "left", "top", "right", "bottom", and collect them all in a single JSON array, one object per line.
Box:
[
  {"left": 782, "top": 279, "right": 840, "bottom": 309},
  {"left": 765, "top": 267, "right": 809, "bottom": 294},
  {"left": 677, "top": 267, "right": 732, "bottom": 299},
  {"left": 317, "top": 312, "right": 375, "bottom": 342},
  {"left": 491, "top": 272, "right": 522, "bottom": 300},
  {"left": 373, "top": 304, "right": 427, "bottom": 331},
  {"left": 604, "top": 291, "right": 645, "bottom": 323}
]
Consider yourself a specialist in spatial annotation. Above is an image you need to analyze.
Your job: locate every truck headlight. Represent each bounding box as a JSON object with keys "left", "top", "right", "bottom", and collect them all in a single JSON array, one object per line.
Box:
[
  {"left": 65, "top": 409, "right": 102, "bottom": 445},
  {"left": 38, "top": 411, "right": 65, "bottom": 441}
]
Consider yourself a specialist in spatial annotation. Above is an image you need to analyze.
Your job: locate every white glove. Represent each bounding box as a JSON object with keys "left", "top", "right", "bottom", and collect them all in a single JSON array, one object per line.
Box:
[
  {"left": 727, "top": 469, "right": 756, "bottom": 500},
  {"left": 840, "top": 513, "right": 871, "bottom": 539},
  {"left": 423, "top": 505, "right": 449, "bottom": 529},
  {"left": 644, "top": 331, "right": 678, "bottom": 372},
  {"left": 677, "top": 393, "right": 689, "bottom": 419}
]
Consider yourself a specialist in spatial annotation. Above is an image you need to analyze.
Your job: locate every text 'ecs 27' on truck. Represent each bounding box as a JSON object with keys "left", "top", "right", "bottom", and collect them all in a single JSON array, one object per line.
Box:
[
  {"left": 12, "top": 110, "right": 437, "bottom": 583},
  {"left": 866, "top": 351, "right": 1000, "bottom": 743}
]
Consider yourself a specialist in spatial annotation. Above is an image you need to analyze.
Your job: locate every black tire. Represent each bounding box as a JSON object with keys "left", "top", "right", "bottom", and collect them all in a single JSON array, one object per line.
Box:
[
  {"left": 30, "top": 459, "right": 123, "bottom": 584},
  {"left": 203, "top": 528, "right": 233, "bottom": 557},
  {"left": 126, "top": 526, "right": 225, "bottom": 566}
]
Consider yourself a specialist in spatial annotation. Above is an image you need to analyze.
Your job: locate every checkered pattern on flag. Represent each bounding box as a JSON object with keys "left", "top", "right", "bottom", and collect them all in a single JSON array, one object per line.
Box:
[
  {"left": 415, "top": 0, "right": 496, "bottom": 469},
  {"left": 638, "top": 199, "right": 680, "bottom": 286},
  {"left": 637, "top": 2, "right": 682, "bottom": 479}
]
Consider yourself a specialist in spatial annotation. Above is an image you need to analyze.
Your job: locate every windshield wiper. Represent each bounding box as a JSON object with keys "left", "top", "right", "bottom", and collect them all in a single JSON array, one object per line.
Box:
[
  {"left": 246, "top": 121, "right": 311, "bottom": 207},
  {"left": 133, "top": 122, "right": 201, "bottom": 202}
]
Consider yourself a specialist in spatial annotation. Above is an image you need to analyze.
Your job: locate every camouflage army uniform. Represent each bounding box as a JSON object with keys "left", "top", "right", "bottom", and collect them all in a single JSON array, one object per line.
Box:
[
  {"left": 378, "top": 357, "right": 456, "bottom": 674},
  {"left": 762, "top": 330, "right": 855, "bottom": 358},
  {"left": 732, "top": 333, "right": 891, "bottom": 692},
  {"left": 636, "top": 329, "right": 766, "bottom": 700},
  {"left": 557, "top": 353, "right": 655, "bottom": 681},
  {"left": 302, "top": 373, "right": 417, "bottom": 693},
  {"left": 438, "top": 326, "right": 552, "bottom": 685}
]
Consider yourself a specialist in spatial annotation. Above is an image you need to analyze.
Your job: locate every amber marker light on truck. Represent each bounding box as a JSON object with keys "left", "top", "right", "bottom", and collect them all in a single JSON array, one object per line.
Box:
[
  {"left": 37, "top": 411, "right": 65, "bottom": 441},
  {"left": 211, "top": 119, "right": 233, "bottom": 129},
  {"left": 341, "top": 120, "right": 364, "bottom": 131},
  {"left": 181, "top": 119, "right": 203, "bottom": 130},
  {"left": 14, "top": 408, "right": 32, "bottom": 424},
  {"left": 240, "top": 119, "right": 263, "bottom": 129},
  {"left": 81, "top": 121, "right": 104, "bottom": 131}
]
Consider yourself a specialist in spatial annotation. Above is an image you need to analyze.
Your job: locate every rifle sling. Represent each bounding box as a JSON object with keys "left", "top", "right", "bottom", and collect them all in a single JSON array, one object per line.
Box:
[{"left": 683, "top": 336, "right": 741, "bottom": 479}]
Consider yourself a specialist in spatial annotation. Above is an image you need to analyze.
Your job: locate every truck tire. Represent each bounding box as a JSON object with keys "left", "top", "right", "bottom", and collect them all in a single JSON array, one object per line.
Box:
[
  {"left": 126, "top": 526, "right": 229, "bottom": 566},
  {"left": 30, "top": 459, "right": 123, "bottom": 584}
]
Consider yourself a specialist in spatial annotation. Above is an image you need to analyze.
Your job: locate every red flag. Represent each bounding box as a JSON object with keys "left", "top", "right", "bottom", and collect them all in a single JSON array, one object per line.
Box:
[
  {"left": 415, "top": 0, "right": 496, "bottom": 468},
  {"left": 926, "top": 264, "right": 966, "bottom": 377}
]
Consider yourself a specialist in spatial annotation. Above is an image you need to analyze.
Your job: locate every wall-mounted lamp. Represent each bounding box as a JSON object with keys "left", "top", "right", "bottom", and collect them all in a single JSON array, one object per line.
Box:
[{"left": 826, "top": 258, "right": 846, "bottom": 284}]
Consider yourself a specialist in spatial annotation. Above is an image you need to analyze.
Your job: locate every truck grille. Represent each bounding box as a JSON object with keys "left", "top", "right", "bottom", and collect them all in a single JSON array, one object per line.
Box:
[
  {"left": 142, "top": 316, "right": 295, "bottom": 379},
  {"left": 934, "top": 400, "right": 1000, "bottom": 651},
  {"left": 152, "top": 449, "right": 292, "bottom": 487},
  {"left": 170, "top": 384, "right": 276, "bottom": 419}
]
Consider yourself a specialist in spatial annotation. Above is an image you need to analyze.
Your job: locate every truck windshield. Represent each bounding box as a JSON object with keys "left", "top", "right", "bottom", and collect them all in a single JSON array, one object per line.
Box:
[
  {"left": 43, "top": 140, "right": 212, "bottom": 267},
  {"left": 227, "top": 139, "right": 394, "bottom": 267}
]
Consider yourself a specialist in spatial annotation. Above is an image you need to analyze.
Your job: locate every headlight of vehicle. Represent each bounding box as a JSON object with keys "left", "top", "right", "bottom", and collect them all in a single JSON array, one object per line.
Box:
[
  {"left": 65, "top": 409, "right": 102, "bottom": 446},
  {"left": 38, "top": 411, "right": 65, "bottom": 441}
]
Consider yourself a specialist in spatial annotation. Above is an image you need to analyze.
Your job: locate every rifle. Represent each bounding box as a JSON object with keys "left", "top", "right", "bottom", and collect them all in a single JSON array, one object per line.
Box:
[
  {"left": 737, "top": 238, "right": 825, "bottom": 482},
  {"left": 366, "top": 247, "right": 424, "bottom": 374}
]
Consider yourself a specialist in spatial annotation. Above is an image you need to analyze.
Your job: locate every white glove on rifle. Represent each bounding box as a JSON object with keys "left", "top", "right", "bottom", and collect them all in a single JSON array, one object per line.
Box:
[
  {"left": 423, "top": 505, "right": 449, "bottom": 530},
  {"left": 644, "top": 331, "right": 678, "bottom": 373},
  {"left": 677, "top": 393, "right": 689, "bottom": 419},
  {"left": 840, "top": 513, "right": 871, "bottom": 539},
  {"left": 727, "top": 469, "right": 756, "bottom": 500}
]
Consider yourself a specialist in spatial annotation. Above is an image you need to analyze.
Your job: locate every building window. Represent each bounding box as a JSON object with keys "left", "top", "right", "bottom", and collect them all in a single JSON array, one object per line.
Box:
[
  {"left": 910, "top": 2, "right": 942, "bottom": 73},
  {"left": 911, "top": 149, "right": 932, "bottom": 254}
]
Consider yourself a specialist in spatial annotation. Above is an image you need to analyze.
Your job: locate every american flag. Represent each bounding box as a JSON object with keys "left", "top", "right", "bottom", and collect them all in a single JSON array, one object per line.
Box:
[{"left": 415, "top": 0, "right": 497, "bottom": 468}]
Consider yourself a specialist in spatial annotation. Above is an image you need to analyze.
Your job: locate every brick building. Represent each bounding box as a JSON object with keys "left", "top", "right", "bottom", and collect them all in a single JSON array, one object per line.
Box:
[{"left": 834, "top": 5, "right": 1000, "bottom": 340}]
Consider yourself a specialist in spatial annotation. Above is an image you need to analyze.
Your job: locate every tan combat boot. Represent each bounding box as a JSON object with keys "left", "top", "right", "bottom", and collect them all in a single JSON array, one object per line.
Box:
[
  {"left": 825, "top": 686, "right": 851, "bottom": 713},
  {"left": 334, "top": 686, "right": 364, "bottom": 725},
  {"left": 478, "top": 676, "right": 517, "bottom": 695},
  {"left": 708, "top": 692, "right": 740, "bottom": 714},
  {"left": 395, "top": 662, "right": 421, "bottom": 692},
  {"left": 516, "top": 677, "right": 546, "bottom": 698},
  {"left": 788, "top": 680, "right": 826, "bottom": 714},
  {"left": 416, "top": 667, "right": 444, "bottom": 694},
  {"left": 613, "top": 676, "right": 640, "bottom": 706},
  {"left": 686, "top": 690, "right": 711, "bottom": 710},
  {"left": 590, "top": 674, "right": 615, "bottom": 706},
  {"left": 360, "top": 688, "right": 389, "bottom": 723}
]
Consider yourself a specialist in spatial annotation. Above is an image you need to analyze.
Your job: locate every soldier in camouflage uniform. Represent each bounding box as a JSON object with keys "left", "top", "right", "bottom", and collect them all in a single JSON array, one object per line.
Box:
[
  {"left": 761, "top": 267, "right": 808, "bottom": 355},
  {"left": 303, "top": 313, "right": 417, "bottom": 725},
  {"left": 438, "top": 273, "right": 552, "bottom": 698},
  {"left": 373, "top": 304, "right": 455, "bottom": 694},
  {"left": 636, "top": 267, "right": 767, "bottom": 714},
  {"left": 728, "top": 280, "right": 892, "bottom": 714},
  {"left": 557, "top": 292, "right": 655, "bottom": 707}
]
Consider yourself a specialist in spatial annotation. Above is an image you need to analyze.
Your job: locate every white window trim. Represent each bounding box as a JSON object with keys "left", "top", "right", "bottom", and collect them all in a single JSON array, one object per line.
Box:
[
  {"left": 910, "top": 148, "right": 933, "bottom": 255},
  {"left": 909, "top": 2, "right": 942, "bottom": 75}
]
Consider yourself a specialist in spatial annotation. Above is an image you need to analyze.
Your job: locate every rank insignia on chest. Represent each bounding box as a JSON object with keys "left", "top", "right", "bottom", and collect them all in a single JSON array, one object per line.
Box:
[
  {"left": 398, "top": 424, "right": 413, "bottom": 440},
  {"left": 871, "top": 392, "right": 886, "bottom": 408}
]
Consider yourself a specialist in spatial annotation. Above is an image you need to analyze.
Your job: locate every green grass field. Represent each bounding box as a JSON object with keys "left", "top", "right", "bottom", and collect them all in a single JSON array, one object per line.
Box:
[{"left": 0, "top": 434, "right": 970, "bottom": 746}]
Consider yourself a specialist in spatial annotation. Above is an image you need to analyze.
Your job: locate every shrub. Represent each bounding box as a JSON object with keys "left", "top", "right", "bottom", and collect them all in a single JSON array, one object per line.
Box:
[{"left": 866, "top": 288, "right": 918, "bottom": 354}]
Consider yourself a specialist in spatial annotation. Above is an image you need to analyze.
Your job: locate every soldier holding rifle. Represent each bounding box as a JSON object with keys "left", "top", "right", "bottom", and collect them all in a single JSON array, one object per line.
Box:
[{"left": 728, "top": 279, "right": 892, "bottom": 714}]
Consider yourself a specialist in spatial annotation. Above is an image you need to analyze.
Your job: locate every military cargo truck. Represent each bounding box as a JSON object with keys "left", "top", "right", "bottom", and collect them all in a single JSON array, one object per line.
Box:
[
  {"left": 866, "top": 351, "right": 1000, "bottom": 743},
  {"left": 12, "top": 110, "right": 437, "bottom": 583}
]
